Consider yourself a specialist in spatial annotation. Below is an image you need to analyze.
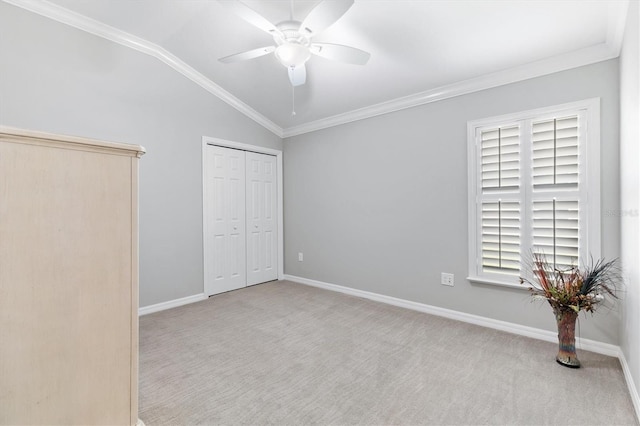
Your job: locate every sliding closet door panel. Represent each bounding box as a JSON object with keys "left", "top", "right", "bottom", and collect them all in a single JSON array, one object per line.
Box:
[
  {"left": 205, "top": 145, "right": 246, "bottom": 295},
  {"left": 246, "top": 151, "right": 278, "bottom": 286}
]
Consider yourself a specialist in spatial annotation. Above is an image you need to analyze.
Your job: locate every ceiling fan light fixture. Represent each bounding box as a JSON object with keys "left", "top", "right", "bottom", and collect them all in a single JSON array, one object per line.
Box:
[
  {"left": 275, "top": 42, "right": 311, "bottom": 68},
  {"left": 219, "top": 0, "right": 369, "bottom": 86}
]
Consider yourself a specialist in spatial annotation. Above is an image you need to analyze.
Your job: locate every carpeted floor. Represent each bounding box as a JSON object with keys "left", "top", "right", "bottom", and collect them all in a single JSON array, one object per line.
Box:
[{"left": 139, "top": 280, "right": 638, "bottom": 425}]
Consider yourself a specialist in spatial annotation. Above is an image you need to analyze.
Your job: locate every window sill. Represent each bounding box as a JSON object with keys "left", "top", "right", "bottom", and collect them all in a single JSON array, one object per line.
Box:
[{"left": 467, "top": 276, "right": 531, "bottom": 291}]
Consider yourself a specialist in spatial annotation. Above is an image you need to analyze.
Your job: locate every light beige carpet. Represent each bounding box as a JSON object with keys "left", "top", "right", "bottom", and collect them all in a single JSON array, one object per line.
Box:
[{"left": 139, "top": 280, "right": 638, "bottom": 425}]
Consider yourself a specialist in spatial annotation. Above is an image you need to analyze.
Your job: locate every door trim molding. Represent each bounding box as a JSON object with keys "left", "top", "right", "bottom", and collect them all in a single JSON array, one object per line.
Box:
[{"left": 201, "top": 137, "right": 284, "bottom": 296}]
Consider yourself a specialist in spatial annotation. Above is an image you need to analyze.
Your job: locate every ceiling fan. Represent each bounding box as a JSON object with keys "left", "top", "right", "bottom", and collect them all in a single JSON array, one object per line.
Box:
[{"left": 218, "top": 0, "right": 370, "bottom": 87}]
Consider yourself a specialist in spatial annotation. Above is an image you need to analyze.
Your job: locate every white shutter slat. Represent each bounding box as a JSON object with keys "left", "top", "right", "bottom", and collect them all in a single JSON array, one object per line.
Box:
[
  {"left": 556, "top": 137, "right": 578, "bottom": 149},
  {"left": 556, "top": 153, "right": 579, "bottom": 163}
]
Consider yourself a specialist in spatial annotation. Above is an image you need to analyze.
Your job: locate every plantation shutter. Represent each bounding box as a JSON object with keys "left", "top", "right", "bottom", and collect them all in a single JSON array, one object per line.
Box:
[
  {"left": 532, "top": 116, "right": 579, "bottom": 188},
  {"left": 469, "top": 101, "right": 596, "bottom": 287},
  {"left": 479, "top": 125, "right": 521, "bottom": 276},
  {"left": 481, "top": 201, "right": 520, "bottom": 274},
  {"left": 481, "top": 126, "right": 520, "bottom": 190},
  {"left": 531, "top": 114, "right": 581, "bottom": 271},
  {"left": 532, "top": 199, "right": 579, "bottom": 270}
]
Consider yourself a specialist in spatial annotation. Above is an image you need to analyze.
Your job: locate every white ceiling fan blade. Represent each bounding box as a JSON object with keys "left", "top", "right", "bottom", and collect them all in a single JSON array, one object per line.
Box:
[
  {"left": 219, "top": 46, "right": 276, "bottom": 63},
  {"left": 219, "top": 0, "right": 282, "bottom": 36},
  {"left": 288, "top": 64, "right": 306, "bottom": 86},
  {"left": 299, "top": 0, "right": 355, "bottom": 37},
  {"left": 310, "top": 43, "right": 370, "bottom": 65}
]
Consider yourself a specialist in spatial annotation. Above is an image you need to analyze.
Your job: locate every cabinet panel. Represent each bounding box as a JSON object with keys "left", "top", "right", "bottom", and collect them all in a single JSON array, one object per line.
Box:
[{"left": 0, "top": 128, "right": 142, "bottom": 425}]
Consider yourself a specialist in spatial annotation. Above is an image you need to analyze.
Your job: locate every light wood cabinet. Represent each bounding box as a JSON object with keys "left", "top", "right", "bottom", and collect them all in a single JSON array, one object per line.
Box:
[{"left": 0, "top": 127, "right": 144, "bottom": 425}]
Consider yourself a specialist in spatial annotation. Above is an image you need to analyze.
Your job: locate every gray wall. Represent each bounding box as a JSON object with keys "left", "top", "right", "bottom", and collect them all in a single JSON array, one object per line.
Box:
[
  {"left": 620, "top": 0, "right": 640, "bottom": 408},
  {"left": 284, "top": 60, "right": 621, "bottom": 344},
  {"left": 0, "top": 2, "right": 627, "bottom": 348},
  {"left": 0, "top": 2, "right": 282, "bottom": 307}
]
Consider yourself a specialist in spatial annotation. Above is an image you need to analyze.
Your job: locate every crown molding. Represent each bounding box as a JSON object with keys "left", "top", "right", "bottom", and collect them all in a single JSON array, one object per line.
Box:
[
  {"left": 2, "top": 0, "right": 284, "bottom": 137},
  {"left": 282, "top": 41, "right": 620, "bottom": 138},
  {"left": 606, "top": 0, "right": 630, "bottom": 57},
  {"left": 283, "top": 0, "right": 629, "bottom": 138},
  {"left": 4, "top": 0, "right": 629, "bottom": 140}
]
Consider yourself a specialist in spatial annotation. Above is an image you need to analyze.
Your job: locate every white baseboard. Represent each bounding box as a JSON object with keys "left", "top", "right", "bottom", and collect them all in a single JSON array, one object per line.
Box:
[
  {"left": 138, "top": 293, "right": 207, "bottom": 316},
  {"left": 283, "top": 274, "right": 619, "bottom": 357},
  {"left": 618, "top": 347, "right": 640, "bottom": 421}
]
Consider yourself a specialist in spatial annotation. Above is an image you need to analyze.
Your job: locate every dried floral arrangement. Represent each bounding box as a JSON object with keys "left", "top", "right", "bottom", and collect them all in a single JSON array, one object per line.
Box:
[
  {"left": 520, "top": 252, "right": 621, "bottom": 313},
  {"left": 520, "top": 252, "right": 622, "bottom": 367}
]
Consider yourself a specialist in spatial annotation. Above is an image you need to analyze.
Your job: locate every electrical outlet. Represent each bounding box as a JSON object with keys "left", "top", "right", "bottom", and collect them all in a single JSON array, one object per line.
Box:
[
  {"left": 298, "top": 252, "right": 303, "bottom": 262},
  {"left": 441, "top": 273, "right": 454, "bottom": 286}
]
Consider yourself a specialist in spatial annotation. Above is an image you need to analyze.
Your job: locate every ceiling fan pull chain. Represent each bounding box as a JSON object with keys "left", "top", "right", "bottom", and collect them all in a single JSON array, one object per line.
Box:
[{"left": 291, "top": 81, "right": 296, "bottom": 116}]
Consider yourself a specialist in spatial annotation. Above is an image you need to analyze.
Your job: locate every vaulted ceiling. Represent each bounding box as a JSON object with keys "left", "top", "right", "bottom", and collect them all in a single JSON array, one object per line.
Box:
[{"left": 8, "top": 0, "right": 629, "bottom": 136}]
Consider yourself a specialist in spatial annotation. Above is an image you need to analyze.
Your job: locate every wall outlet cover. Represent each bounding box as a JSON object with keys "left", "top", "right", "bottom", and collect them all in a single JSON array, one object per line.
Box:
[{"left": 441, "top": 273, "right": 454, "bottom": 286}]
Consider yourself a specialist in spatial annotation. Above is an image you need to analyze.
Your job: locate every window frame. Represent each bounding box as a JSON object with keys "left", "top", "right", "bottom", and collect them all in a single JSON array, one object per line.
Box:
[{"left": 466, "top": 98, "right": 601, "bottom": 289}]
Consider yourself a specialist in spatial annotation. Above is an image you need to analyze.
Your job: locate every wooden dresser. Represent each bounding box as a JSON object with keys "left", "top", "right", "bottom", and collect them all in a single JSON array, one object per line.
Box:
[{"left": 0, "top": 127, "right": 144, "bottom": 425}]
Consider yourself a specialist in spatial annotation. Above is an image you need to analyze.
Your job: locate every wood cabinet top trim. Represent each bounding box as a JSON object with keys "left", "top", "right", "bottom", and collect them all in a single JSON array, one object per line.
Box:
[{"left": 0, "top": 126, "right": 146, "bottom": 157}]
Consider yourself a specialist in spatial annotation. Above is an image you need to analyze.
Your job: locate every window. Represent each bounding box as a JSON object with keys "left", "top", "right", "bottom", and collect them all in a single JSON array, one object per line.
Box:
[{"left": 467, "top": 99, "right": 600, "bottom": 288}]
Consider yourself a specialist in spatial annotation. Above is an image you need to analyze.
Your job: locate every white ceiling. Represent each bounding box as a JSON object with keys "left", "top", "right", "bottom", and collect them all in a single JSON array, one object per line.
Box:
[{"left": 11, "top": 0, "right": 629, "bottom": 136}]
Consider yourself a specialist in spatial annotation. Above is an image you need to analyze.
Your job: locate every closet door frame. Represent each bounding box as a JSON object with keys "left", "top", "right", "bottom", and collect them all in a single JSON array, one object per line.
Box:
[{"left": 202, "top": 137, "right": 283, "bottom": 296}]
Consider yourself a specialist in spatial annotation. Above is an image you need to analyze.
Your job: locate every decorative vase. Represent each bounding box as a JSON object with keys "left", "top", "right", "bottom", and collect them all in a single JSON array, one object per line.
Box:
[{"left": 553, "top": 307, "right": 580, "bottom": 368}]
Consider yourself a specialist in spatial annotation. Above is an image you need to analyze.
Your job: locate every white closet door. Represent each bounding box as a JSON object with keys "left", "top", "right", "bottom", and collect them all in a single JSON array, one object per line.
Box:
[
  {"left": 205, "top": 145, "right": 246, "bottom": 295},
  {"left": 245, "top": 151, "right": 278, "bottom": 286}
]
